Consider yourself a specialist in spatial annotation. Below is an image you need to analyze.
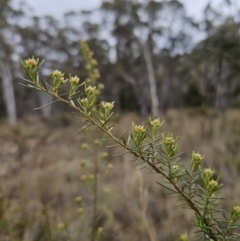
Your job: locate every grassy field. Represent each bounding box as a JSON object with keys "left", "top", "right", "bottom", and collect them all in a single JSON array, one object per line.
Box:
[{"left": 0, "top": 109, "right": 239, "bottom": 241}]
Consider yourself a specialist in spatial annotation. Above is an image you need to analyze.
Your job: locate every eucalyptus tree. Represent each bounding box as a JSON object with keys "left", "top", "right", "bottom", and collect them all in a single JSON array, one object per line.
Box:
[
  {"left": 144, "top": 0, "right": 193, "bottom": 112},
  {"left": 0, "top": 0, "right": 71, "bottom": 120},
  {"left": 192, "top": 0, "right": 240, "bottom": 112},
  {"left": 101, "top": 0, "right": 196, "bottom": 115},
  {"left": 0, "top": 0, "right": 24, "bottom": 124},
  {"left": 101, "top": 0, "right": 162, "bottom": 116},
  {"left": 203, "top": 20, "right": 240, "bottom": 112}
]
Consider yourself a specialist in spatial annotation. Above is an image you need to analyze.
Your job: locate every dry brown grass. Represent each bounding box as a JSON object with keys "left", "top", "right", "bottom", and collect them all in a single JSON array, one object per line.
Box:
[{"left": 0, "top": 109, "right": 239, "bottom": 241}]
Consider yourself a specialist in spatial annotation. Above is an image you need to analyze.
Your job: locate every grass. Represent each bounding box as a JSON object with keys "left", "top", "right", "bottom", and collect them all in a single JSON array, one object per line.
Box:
[{"left": 0, "top": 109, "right": 239, "bottom": 241}]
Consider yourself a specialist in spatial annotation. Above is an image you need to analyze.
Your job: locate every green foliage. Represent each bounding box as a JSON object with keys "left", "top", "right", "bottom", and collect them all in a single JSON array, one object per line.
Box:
[
  {"left": 20, "top": 42, "right": 240, "bottom": 241},
  {"left": 183, "top": 83, "right": 204, "bottom": 107}
]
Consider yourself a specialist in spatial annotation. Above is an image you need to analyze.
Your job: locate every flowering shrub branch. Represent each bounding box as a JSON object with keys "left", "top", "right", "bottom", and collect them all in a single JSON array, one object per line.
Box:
[{"left": 20, "top": 42, "right": 240, "bottom": 241}]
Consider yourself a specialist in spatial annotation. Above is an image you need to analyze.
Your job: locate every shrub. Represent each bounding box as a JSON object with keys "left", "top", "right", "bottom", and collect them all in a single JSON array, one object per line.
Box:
[{"left": 20, "top": 42, "right": 240, "bottom": 241}]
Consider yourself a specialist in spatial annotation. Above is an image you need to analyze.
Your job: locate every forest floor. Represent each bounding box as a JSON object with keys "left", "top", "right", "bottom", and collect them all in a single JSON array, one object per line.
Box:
[{"left": 0, "top": 109, "right": 240, "bottom": 241}]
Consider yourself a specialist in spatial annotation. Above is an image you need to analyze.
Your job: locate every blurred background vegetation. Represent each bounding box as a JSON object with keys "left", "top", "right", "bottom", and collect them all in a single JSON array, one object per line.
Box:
[
  {"left": 0, "top": 0, "right": 240, "bottom": 240},
  {"left": 1, "top": 0, "right": 240, "bottom": 121}
]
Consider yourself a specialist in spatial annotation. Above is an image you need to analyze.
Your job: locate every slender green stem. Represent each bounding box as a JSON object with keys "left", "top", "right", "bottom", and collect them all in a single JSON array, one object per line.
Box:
[
  {"left": 223, "top": 219, "right": 233, "bottom": 238},
  {"left": 91, "top": 145, "right": 99, "bottom": 241}
]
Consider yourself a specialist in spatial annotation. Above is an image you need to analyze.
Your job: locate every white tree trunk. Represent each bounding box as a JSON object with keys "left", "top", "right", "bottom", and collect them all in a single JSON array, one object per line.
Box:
[
  {"left": 122, "top": 73, "right": 148, "bottom": 117},
  {"left": 38, "top": 91, "right": 53, "bottom": 117},
  {"left": 0, "top": 61, "right": 17, "bottom": 125},
  {"left": 142, "top": 41, "right": 159, "bottom": 118}
]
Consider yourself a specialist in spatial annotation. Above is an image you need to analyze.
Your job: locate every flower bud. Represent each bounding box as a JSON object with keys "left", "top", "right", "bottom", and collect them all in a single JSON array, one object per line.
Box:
[
  {"left": 107, "top": 163, "right": 113, "bottom": 170},
  {"left": 85, "top": 86, "right": 96, "bottom": 95},
  {"left": 77, "top": 207, "right": 84, "bottom": 215},
  {"left": 86, "top": 78, "right": 92, "bottom": 84},
  {"left": 81, "top": 175, "right": 87, "bottom": 182},
  {"left": 75, "top": 196, "right": 82, "bottom": 204},
  {"left": 98, "top": 83, "right": 104, "bottom": 90},
  {"left": 104, "top": 188, "right": 111, "bottom": 195},
  {"left": 24, "top": 57, "right": 37, "bottom": 69},
  {"left": 133, "top": 124, "right": 146, "bottom": 134},
  {"left": 150, "top": 117, "right": 164, "bottom": 137},
  {"left": 180, "top": 233, "right": 189, "bottom": 241},
  {"left": 207, "top": 179, "right": 219, "bottom": 195},
  {"left": 208, "top": 179, "right": 218, "bottom": 188},
  {"left": 81, "top": 143, "right": 88, "bottom": 150},
  {"left": 57, "top": 223, "right": 65, "bottom": 230},
  {"left": 202, "top": 167, "right": 214, "bottom": 186},
  {"left": 102, "top": 101, "right": 114, "bottom": 111},
  {"left": 163, "top": 134, "right": 178, "bottom": 158},
  {"left": 94, "top": 140, "right": 100, "bottom": 146},
  {"left": 91, "top": 59, "right": 98, "bottom": 66},
  {"left": 88, "top": 174, "right": 94, "bottom": 181},
  {"left": 172, "top": 165, "right": 179, "bottom": 172},
  {"left": 97, "top": 227, "right": 103, "bottom": 237},
  {"left": 69, "top": 76, "right": 80, "bottom": 85},
  {"left": 80, "top": 159, "right": 86, "bottom": 167},
  {"left": 52, "top": 70, "right": 64, "bottom": 79},
  {"left": 101, "top": 152, "right": 109, "bottom": 159},
  {"left": 191, "top": 151, "right": 204, "bottom": 172},
  {"left": 232, "top": 205, "right": 240, "bottom": 222},
  {"left": 52, "top": 70, "right": 66, "bottom": 93},
  {"left": 165, "top": 136, "right": 174, "bottom": 146}
]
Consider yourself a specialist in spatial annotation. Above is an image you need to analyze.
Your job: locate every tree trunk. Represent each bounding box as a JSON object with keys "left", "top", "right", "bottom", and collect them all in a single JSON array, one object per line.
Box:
[
  {"left": 0, "top": 61, "right": 17, "bottom": 125},
  {"left": 215, "top": 58, "right": 228, "bottom": 113},
  {"left": 38, "top": 92, "right": 53, "bottom": 117},
  {"left": 142, "top": 41, "right": 159, "bottom": 118},
  {"left": 159, "top": 58, "right": 171, "bottom": 113},
  {"left": 122, "top": 73, "right": 148, "bottom": 118}
]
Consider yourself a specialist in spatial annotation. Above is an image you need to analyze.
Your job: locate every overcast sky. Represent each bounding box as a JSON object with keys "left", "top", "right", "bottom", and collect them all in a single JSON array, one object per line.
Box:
[{"left": 24, "top": 0, "right": 232, "bottom": 21}]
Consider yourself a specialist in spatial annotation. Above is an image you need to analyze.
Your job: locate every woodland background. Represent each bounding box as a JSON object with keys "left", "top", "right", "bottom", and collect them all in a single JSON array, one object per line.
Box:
[
  {"left": 0, "top": 0, "right": 240, "bottom": 241},
  {"left": 1, "top": 0, "right": 240, "bottom": 123}
]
